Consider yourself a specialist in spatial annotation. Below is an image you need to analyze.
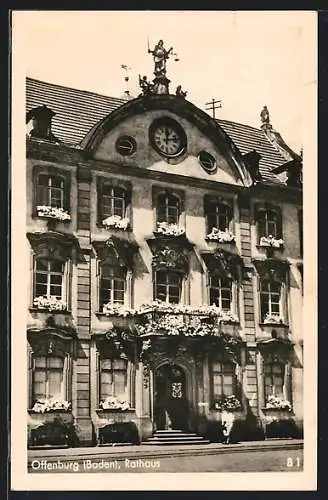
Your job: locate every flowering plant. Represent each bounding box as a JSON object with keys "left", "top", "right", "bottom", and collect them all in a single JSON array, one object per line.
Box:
[
  {"left": 32, "top": 398, "right": 71, "bottom": 413},
  {"left": 214, "top": 395, "right": 242, "bottom": 411},
  {"left": 206, "top": 228, "right": 235, "bottom": 243},
  {"left": 154, "top": 222, "right": 185, "bottom": 237},
  {"left": 103, "top": 300, "right": 238, "bottom": 321},
  {"left": 99, "top": 395, "right": 130, "bottom": 411},
  {"left": 265, "top": 395, "right": 292, "bottom": 411},
  {"left": 102, "top": 215, "right": 130, "bottom": 230},
  {"left": 103, "top": 303, "right": 132, "bottom": 316},
  {"left": 259, "top": 235, "right": 284, "bottom": 248},
  {"left": 37, "top": 205, "right": 71, "bottom": 222},
  {"left": 136, "top": 302, "right": 239, "bottom": 336},
  {"left": 33, "top": 296, "right": 67, "bottom": 312},
  {"left": 263, "top": 313, "right": 284, "bottom": 325}
]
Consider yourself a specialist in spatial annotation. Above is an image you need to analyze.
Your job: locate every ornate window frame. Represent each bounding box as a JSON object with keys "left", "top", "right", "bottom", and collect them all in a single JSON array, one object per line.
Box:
[
  {"left": 32, "top": 165, "right": 71, "bottom": 219},
  {"left": 27, "top": 332, "right": 73, "bottom": 411},
  {"left": 258, "top": 346, "right": 293, "bottom": 411},
  {"left": 254, "top": 202, "right": 283, "bottom": 244},
  {"left": 202, "top": 249, "right": 242, "bottom": 320},
  {"left": 152, "top": 186, "right": 186, "bottom": 233},
  {"left": 96, "top": 176, "right": 132, "bottom": 229},
  {"left": 209, "top": 353, "right": 241, "bottom": 409},
  {"left": 94, "top": 340, "right": 136, "bottom": 410},
  {"left": 27, "top": 232, "right": 76, "bottom": 312},
  {"left": 204, "top": 195, "right": 234, "bottom": 235},
  {"left": 93, "top": 237, "right": 138, "bottom": 312},
  {"left": 253, "top": 258, "right": 290, "bottom": 326}
]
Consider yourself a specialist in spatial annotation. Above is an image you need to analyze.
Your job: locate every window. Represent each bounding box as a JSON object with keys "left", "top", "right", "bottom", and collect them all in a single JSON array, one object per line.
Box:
[
  {"left": 155, "top": 270, "right": 182, "bottom": 304},
  {"left": 260, "top": 279, "right": 281, "bottom": 321},
  {"left": 32, "top": 355, "right": 64, "bottom": 404},
  {"left": 209, "top": 276, "right": 232, "bottom": 311},
  {"left": 207, "top": 201, "right": 231, "bottom": 232},
  {"left": 264, "top": 363, "right": 284, "bottom": 399},
  {"left": 36, "top": 174, "right": 66, "bottom": 209},
  {"left": 257, "top": 208, "right": 282, "bottom": 239},
  {"left": 212, "top": 361, "right": 235, "bottom": 398},
  {"left": 99, "top": 265, "right": 126, "bottom": 310},
  {"left": 34, "top": 258, "right": 64, "bottom": 300},
  {"left": 99, "top": 357, "right": 128, "bottom": 401},
  {"left": 99, "top": 184, "right": 127, "bottom": 221},
  {"left": 157, "top": 193, "right": 180, "bottom": 225}
]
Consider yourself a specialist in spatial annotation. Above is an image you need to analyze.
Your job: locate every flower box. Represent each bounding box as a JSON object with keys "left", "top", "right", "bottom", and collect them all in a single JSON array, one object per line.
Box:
[
  {"left": 33, "top": 296, "right": 67, "bottom": 312},
  {"left": 264, "top": 395, "right": 292, "bottom": 412},
  {"left": 214, "top": 395, "right": 242, "bottom": 412},
  {"left": 153, "top": 222, "right": 185, "bottom": 237},
  {"left": 37, "top": 206, "right": 71, "bottom": 222},
  {"left": 31, "top": 398, "right": 71, "bottom": 413},
  {"left": 259, "top": 235, "right": 284, "bottom": 249},
  {"left": 206, "top": 228, "right": 235, "bottom": 243},
  {"left": 102, "top": 216, "right": 130, "bottom": 230},
  {"left": 263, "top": 313, "right": 285, "bottom": 325},
  {"left": 99, "top": 396, "right": 130, "bottom": 411},
  {"left": 28, "top": 409, "right": 73, "bottom": 424}
]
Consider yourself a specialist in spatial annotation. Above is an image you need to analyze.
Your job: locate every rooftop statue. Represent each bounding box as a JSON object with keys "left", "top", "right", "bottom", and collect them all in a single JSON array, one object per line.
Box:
[
  {"left": 138, "top": 75, "right": 154, "bottom": 96},
  {"left": 176, "top": 85, "right": 187, "bottom": 99},
  {"left": 148, "top": 39, "right": 173, "bottom": 78},
  {"left": 260, "top": 105, "right": 270, "bottom": 125}
]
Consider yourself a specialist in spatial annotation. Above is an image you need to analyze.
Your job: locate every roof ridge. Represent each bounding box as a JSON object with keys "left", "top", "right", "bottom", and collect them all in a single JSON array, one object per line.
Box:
[{"left": 26, "top": 76, "right": 126, "bottom": 104}]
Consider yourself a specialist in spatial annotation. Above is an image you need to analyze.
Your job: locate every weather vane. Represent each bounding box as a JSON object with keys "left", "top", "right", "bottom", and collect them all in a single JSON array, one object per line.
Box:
[{"left": 120, "top": 64, "right": 132, "bottom": 99}]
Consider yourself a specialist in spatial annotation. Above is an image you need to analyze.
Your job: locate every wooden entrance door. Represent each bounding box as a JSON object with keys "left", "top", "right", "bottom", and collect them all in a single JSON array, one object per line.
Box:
[{"left": 154, "top": 364, "right": 189, "bottom": 431}]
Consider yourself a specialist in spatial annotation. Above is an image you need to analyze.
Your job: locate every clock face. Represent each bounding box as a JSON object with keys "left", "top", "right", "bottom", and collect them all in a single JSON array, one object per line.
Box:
[{"left": 150, "top": 118, "right": 187, "bottom": 158}]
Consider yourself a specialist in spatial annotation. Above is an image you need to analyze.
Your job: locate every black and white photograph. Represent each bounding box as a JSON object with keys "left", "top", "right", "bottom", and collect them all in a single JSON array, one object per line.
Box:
[{"left": 11, "top": 10, "right": 317, "bottom": 490}]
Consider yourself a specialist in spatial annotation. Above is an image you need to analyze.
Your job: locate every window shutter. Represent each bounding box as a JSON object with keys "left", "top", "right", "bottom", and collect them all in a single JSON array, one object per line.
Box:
[
  {"left": 97, "top": 179, "right": 102, "bottom": 224},
  {"left": 276, "top": 208, "right": 283, "bottom": 240},
  {"left": 64, "top": 175, "right": 71, "bottom": 213}
]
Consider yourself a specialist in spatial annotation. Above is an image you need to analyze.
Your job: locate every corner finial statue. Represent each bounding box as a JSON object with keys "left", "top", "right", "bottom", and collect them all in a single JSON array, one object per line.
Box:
[
  {"left": 260, "top": 105, "right": 270, "bottom": 125},
  {"left": 148, "top": 39, "right": 173, "bottom": 78}
]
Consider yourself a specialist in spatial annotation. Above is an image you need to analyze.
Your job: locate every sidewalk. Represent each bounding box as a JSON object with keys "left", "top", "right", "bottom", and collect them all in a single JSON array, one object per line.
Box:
[{"left": 28, "top": 439, "right": 303, "bottom": 462}]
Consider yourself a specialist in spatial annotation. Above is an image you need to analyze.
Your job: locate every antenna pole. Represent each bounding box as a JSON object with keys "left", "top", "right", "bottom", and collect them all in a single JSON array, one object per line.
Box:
[{"left": 205, "top": 98, "right": 222, "bottom": 119}]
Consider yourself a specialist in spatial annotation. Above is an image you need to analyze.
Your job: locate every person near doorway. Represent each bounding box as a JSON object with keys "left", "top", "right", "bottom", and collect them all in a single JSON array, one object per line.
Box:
[{"left": 221, "top": 410, "right": 235, "bottom": 444}]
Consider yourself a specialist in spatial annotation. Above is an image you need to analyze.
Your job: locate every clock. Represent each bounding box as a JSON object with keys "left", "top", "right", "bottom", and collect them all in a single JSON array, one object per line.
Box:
[{"left": 149, "top": 118, "right": 187, "bottom": 158}]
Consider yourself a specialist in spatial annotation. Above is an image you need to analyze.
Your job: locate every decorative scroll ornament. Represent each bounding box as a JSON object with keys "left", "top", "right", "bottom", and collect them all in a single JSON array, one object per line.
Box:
[
  {"left": 92, "top": 236, "right": 138, "bottom": 269},
  {"left": 27, "top": 231, "right": 77, "bottom": 261},
  {"left": 202, "top": 249, "right": 242, "bottom": 280},
  {"left": 152, "top": 247, "right": 189, "bottom": 273},
  {"left": 253, "top": 258, "right": 289, "bottom": 284}
]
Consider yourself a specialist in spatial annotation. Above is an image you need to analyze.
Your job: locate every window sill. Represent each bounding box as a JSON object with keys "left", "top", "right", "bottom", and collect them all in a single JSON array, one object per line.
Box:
[
  {"left": 28, "top": 409, "right": 72, "bottom": 414},
  {"left": 96, "top": 223, "right": 133, "bottom": 232},
  {"left": 29, "top": 307, "right": 71, "bottom": 315},
  {"left": 259, "top": 322, "right": 288, "bottom": 328},
  {"left": 96, "top": 408, "right": 135, "bottom": 413},
  {"left": 35, "top": 215, "right": 72, "bottom": 223},
  {"left": 205, "top": 237, "right": 236, "bottom": 244},
  {"left": 256, "top": 244, "right": 284, "bottom": 251}
]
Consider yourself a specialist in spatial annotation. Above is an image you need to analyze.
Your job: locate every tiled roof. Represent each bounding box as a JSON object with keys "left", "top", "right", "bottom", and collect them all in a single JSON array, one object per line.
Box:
[{"left": 26, "top": 77, "right": 290, "bottom": 185}]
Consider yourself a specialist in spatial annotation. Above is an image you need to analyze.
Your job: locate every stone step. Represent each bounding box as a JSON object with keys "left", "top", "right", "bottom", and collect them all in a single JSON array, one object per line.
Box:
[
  {"left": 152, "top": 433, "right": 199, "bottom": 439},
  {"left": 143, "top": 439, "right": 210, "bottom": 446},
  {"left": 154, "top": 430, "right": 184, "bottom": 433},
  {"left": 145, "top": 429, "right": 210, "bottom": 445}
]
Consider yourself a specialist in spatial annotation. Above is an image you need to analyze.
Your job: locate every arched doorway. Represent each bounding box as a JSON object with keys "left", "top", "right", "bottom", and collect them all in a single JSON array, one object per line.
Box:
[{"left": 154, "top": 363, "right": 189, "bottom": 431}]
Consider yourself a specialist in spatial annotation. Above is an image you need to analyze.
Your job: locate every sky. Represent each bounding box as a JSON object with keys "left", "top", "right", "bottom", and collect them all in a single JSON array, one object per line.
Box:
[{"left": 16, "top": 10, "right": 316, "bottom": 153}]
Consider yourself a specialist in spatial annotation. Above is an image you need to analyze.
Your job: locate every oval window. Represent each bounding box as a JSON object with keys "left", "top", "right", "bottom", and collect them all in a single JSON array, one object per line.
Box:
[
  {"left": 115, "top": 136, "right": 137, "bottom": 156},
  {"left": 198, "top": 151, "right": 217, "bottom": 174}
]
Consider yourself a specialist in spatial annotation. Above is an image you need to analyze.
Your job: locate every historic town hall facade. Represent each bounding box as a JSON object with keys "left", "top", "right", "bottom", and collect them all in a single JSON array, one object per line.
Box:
[{"left": 25, "top": 43, "right": 303, "bottom": 447}]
